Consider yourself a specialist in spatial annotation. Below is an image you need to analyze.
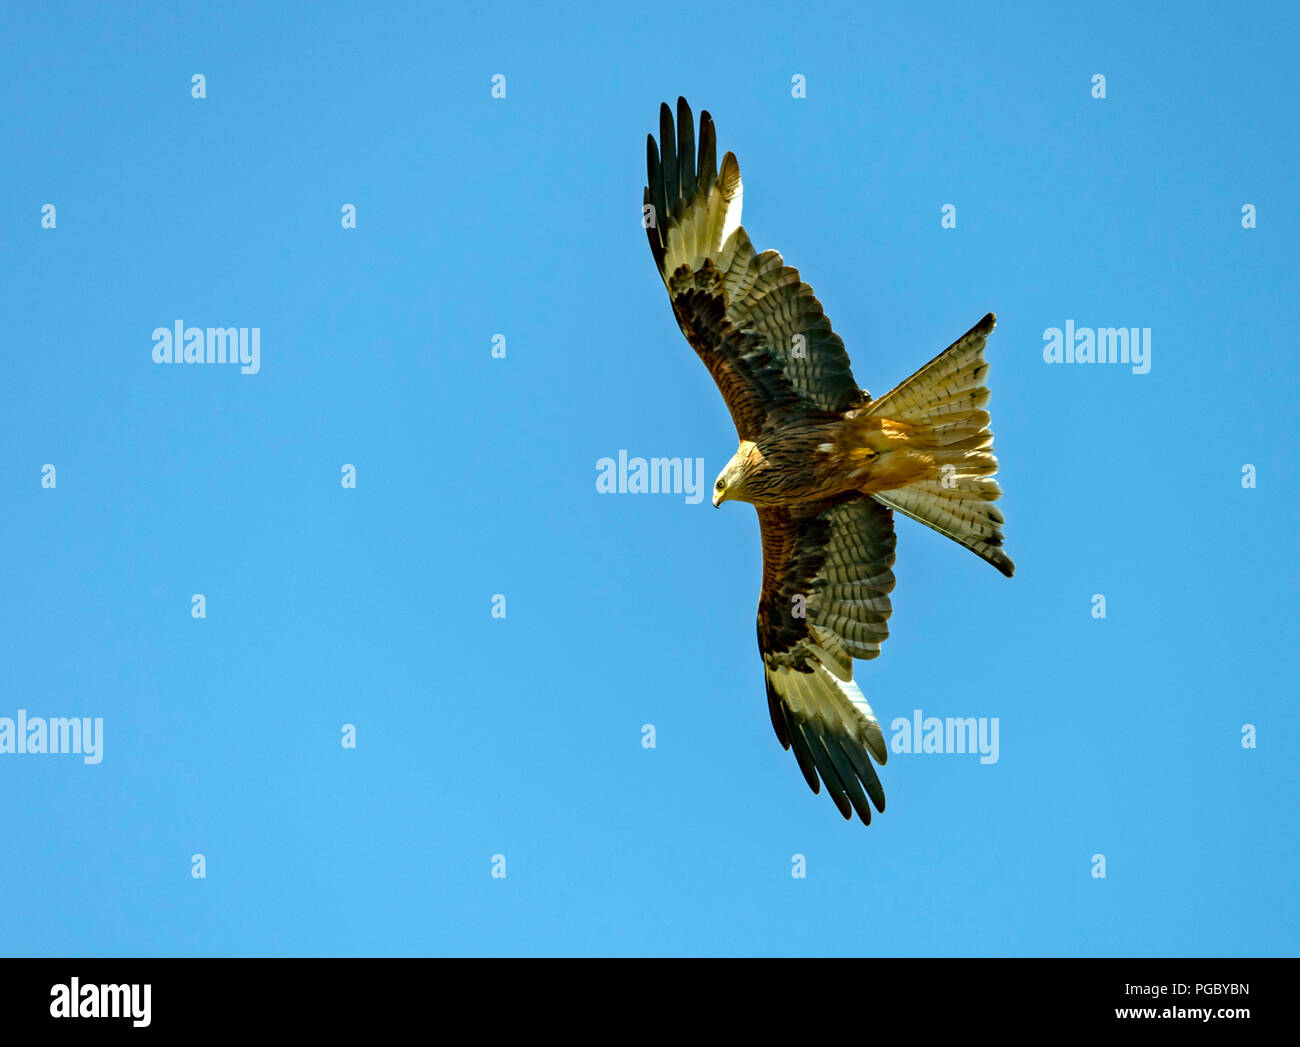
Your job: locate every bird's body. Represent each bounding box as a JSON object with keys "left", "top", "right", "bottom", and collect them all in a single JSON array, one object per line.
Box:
[
  {"left": 719, "top": 425, "right": 847, "bottom": 507},
  {"left": 644, "top": 99, "right": 1014, "bottom": 825},
  {"left": 715, "top": 409, "right": 959, "bottom": 508}
]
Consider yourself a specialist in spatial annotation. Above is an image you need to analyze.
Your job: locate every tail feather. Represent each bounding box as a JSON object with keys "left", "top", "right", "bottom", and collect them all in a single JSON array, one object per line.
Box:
[{"left": 864, "top": 313, "right": 1014, "bottom": 577}]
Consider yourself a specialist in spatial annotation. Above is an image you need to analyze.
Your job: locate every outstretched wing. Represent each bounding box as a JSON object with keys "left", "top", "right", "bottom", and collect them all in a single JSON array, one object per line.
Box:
[
  {"left": 645, "top": 97, "right": 863, "bottom": 439},
  {"left": 757, "top": 496, "right": 897, "bottom": 825}
]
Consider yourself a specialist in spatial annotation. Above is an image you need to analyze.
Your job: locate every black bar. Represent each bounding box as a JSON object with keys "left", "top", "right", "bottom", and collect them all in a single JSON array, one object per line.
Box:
[{"left": 0, "top": 958, "right": 1286, "bottom": 1034}]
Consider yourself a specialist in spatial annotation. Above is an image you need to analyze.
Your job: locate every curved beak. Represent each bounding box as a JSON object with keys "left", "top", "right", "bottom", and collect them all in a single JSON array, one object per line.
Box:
[{"left": 711, "top": 488, "right": 723, "bottom": 508}]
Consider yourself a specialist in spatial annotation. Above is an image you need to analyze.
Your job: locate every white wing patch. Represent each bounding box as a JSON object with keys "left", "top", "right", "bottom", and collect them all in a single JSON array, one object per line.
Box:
[{"left": 658, "top": 150, "right": 743, "bottom": 286}]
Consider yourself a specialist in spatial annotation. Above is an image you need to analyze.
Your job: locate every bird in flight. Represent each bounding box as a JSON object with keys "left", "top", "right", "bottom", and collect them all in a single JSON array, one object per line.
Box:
[{"left": 643, "top": 98, "right": 1014, "bottom": 826}]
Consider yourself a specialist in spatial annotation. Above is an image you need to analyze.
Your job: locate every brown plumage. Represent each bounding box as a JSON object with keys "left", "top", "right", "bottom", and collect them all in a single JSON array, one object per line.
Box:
[{"left": 644, "top": 99, "right": 1014, "bottom": 825}]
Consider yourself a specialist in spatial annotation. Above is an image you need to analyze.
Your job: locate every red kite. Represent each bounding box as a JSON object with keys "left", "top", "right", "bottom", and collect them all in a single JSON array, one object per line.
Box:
[{"left": 644, "top": 98, "right": 1013, "bottom": 825}]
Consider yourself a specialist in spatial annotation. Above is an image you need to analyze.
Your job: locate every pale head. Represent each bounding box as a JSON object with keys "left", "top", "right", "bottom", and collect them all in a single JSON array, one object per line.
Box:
[{"left": 712, "top": 440, "right": 761, "bottom": 507}]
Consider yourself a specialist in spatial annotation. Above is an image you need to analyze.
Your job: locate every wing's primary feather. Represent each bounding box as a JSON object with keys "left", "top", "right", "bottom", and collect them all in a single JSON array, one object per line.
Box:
[{"left": 645, "top": 98, "right": 864, "bottom": 438}]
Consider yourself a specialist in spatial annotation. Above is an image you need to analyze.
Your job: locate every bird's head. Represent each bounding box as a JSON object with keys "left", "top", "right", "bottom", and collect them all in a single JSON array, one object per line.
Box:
[{"left": 713, "top": 441, "right": 763, "bottom": 507}]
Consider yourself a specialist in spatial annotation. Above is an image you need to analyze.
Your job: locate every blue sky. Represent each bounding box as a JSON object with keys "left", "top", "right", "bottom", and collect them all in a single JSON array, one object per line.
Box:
[{"left": 1, "top": 1, "right": 1296, "bottom": 956}]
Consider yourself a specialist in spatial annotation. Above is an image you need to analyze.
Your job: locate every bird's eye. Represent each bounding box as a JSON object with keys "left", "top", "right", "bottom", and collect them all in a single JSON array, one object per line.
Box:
[{"left": 715, "top": 479, "right": 725, "bottom": 491}]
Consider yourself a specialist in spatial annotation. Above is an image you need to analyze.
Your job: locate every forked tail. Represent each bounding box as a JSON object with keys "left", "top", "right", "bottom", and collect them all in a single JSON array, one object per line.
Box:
[{"left": 862, "top": 313, "right": 1014, "bottom": 577}]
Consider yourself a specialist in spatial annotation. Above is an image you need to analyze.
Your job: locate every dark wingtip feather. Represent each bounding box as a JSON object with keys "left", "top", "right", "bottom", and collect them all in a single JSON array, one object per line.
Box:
[
  {"left": 645, "top": 133, "right": 667, "bottom": 267},
  {"left": 676, "top": 97, "right": 696, "bottom": 203},
  {"left": 821, "top": 736, "right": 874, "bottom": 824},
  {"left": 765, "top": 675, "right": 791, "bottom": 750},
  {"left": 698, "top": 110, "right": 717, "bottom": 195},
  {"left": 784, "top": 713, "right": 822, "bottom": 795},
  {"left": 658, "top": 102, "right": 678, "bottom": 212},
  {"left": 801, "top": 726, "right": 854, "bottom": 821},
  {"left": 839, "top": 736, "right": 886, "bottom": 814},
  {"left": 643, "top": 186, "right": 664, "bottom": 270}
]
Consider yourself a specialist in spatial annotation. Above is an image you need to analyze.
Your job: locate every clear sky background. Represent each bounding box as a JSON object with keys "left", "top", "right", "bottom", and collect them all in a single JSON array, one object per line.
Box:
[{"left": 2, "top": 1, "right": 1296, "bottom": 957}]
